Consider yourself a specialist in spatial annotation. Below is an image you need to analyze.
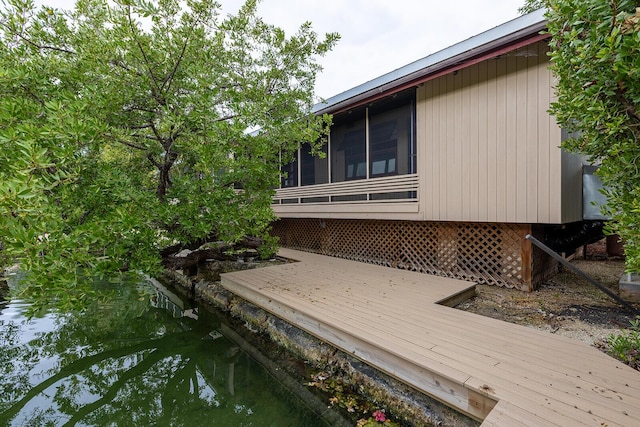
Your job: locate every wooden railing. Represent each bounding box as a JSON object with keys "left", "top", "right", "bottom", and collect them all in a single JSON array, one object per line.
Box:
[{"left": 273, "top": 174, "right": 419, "bottom": 205}]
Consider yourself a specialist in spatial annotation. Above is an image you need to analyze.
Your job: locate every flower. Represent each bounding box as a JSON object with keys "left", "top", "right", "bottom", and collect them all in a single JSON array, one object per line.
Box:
[{"left": 373, "top": 410, "right": 386, "bottom": 422}]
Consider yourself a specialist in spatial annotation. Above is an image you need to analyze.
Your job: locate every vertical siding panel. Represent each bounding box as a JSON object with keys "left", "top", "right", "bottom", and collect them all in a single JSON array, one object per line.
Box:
[
  {"left": 453, "top": 72, "right": 464, "bottom": 220},
  {"left": 477, "top": 61, "right": 489, "bottom": 222},
  {"left": 486, "top": 57, "right": 498, "bottom": 221},
  {"left": 433, "top": 80, "right": 443, "bottom": 220},
  {"left": 550, "top": 80, "right": 565, "bottom": 223},
  {"left": 469, "top": 66, "right": 481, "bottom": 220},
  {"left": 442, "top": 74, "right": 461, "bottom": 221},
  {"left": 526, "top": 53, "right": 540, "bottom": 223},
  {"left": 505, "top": 56, "right": 518, "bottom": 222},
  {"left": 429, "top": 82, "right": 438, "bottom": 220},
  {"left": 415, "top": 42, "right": 566, "bottom": 225},
  {"left": 418, "top": 84, "right": 430, "bottom": 220},
  {"left": 427, "top": 81, "right": 438, "bottom": 220},
  {"left": 443, "top": 75, "right": 451, "bottom": 219},
  {"left": 515, "top": 55, "right": 529, "bottom": 221},
  {"left": 550, "top": 56, "right": 565, "bottom": 223},
  {"left": 537, "top": 45, "right": 552, "bottom": 223},
  {"left": 439, "top": 77, "right": 449, "bottom": 220},
  {"left": 495, "top": 54, "right": 508, "bottom": 223},
  {"left": 437, "top": 77, "right": 444, "bottom": 218},
  {"left": 461, "top": 68, "right": 471, "bottom": 220}
]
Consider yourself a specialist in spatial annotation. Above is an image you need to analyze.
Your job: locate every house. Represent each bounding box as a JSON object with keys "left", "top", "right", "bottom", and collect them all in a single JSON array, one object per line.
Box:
[{"left": 272, "top": 9, "right": 599, "bottom": 292}]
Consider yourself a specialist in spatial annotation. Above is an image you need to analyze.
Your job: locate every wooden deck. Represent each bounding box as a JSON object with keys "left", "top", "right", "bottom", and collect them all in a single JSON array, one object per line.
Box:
[{"left": 221, "top": 249, "right": 640, "bottom": 426}]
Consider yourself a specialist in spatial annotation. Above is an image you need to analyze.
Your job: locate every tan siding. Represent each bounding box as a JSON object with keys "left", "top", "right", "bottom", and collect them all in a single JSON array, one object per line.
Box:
[
  {"left": 490, "top": 57, "right": 502, "bottom": 221},
  {"left": 429, "top": 80, "right": 440, "bottom": 219},
  {"left": 505, "top": 55, "right": 518, "bottom": 221},
  {"left": 418, "top": 41, "right": 571, "bottom": 223},
  {"left": 537, "top": 42, "right": 552, "bottom": 222},
  {"left": 421, "top": 79, "right": 435, "bottom": 220},
  {"left": 452, "top": 73, "right": 463, "bottom": 219},
  {"left": 515, "top": 56, "right": 528, "bottom": 221},
  {"left": 465, "top": 65, "right": 480, "bottom": 220},
  {"left": 495, "top": 54, "right": 508, "bottom": 223},
  {"left": 478, "top": 60, "right": 489, "bottom": 222},
  {"left": 526, "top": 54, "right": 539, "bottom": 222}
]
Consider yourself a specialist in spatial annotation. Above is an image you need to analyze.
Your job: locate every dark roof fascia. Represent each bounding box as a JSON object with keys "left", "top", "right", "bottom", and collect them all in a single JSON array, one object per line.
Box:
[{"left": 313, "top": 8, "right": 547, "bottom": 116}]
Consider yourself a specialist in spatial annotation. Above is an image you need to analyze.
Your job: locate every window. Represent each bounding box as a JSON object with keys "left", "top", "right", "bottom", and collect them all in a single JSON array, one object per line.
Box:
[
  {"left": 370, "top": 121, "right": 398, "bottom": 176},
  {"left": 368, "top": 91, "right": 415, "bottom": 177},
  {"left": 301, "top": 142, "right": 329, "bottom": 186},
  {"left": 278, "top": 89, "right": 415, "bottom": 190},
  {"left": 280, "top": 152, "right": 298, "bottom": 188},
  {"left": 330, "top": 110, "right": 366, "bottom": 182},
  {"left": 344, "top": 129, "right": 367, "bottom": 179}
]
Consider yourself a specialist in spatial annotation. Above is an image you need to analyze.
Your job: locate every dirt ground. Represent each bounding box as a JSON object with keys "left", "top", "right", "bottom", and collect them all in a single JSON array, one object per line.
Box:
[{"left": 456, "top": 243, "right": 639, "bottom": 350}]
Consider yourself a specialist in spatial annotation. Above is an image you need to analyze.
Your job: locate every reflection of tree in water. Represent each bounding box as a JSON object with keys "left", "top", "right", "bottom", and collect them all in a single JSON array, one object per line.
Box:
[{"left": 0, "top": 280, "right": 323, "bottom": 426}]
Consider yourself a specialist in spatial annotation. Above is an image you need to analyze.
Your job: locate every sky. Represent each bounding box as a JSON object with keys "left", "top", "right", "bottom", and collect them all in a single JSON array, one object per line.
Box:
[
  {"left": 221, "top": 0, "right": 528, "bottom": 100},
  {"left": 36, "top": 0, "right": 528, "bottom": 100}
]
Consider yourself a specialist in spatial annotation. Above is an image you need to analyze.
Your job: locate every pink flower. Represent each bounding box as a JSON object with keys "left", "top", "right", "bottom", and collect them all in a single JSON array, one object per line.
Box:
[{"left": 373, "top": 410, "right": 386, "bottom": 422}]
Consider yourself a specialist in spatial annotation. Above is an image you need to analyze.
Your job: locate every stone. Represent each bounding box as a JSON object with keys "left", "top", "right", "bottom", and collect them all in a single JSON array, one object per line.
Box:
[{"left": 619, "top": 272, "right": 640, "bottom": 302}]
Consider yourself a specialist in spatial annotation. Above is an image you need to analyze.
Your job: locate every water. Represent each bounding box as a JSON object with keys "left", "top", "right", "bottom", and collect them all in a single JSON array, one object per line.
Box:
[{"left": 0, "top": 276, "right": 336, "bottom": 426}]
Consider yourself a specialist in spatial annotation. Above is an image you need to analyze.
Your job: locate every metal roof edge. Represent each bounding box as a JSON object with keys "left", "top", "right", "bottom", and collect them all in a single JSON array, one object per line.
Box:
[{"left": 313, "top": 8, "right": 547, "bottom": 115}]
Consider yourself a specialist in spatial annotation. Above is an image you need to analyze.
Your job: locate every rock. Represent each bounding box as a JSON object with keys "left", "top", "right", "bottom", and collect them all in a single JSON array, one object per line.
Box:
[
  {"left": 175, "top": 249, "right": 192, "bottom": 258},
  {"left": 198, "top": 241, "right": 226, "bottom": 251}
]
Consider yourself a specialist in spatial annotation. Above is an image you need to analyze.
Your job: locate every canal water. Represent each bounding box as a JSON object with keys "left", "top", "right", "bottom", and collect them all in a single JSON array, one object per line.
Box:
[{"left": 0, "top": 275, "right": 341, "bottom": 426}]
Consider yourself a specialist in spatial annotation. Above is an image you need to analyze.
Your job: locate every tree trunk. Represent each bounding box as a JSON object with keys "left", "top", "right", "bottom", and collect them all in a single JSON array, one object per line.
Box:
[
  {"left": 156, "top": 151, "right": 178, "bottom": 201},
  {"left": 162, "top": 236, "right": 263, "bottom": 271}
]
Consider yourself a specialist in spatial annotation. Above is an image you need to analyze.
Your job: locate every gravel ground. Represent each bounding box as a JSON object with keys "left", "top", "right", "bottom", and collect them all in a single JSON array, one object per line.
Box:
[{"left": 456, "top": 252, "right": 638, "bottom": 349}]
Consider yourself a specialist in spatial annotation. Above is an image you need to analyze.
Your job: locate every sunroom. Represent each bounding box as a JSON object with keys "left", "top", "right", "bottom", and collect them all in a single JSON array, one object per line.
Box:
[{"left": 275, "top": 89, "right": 419, "bottom": 220}]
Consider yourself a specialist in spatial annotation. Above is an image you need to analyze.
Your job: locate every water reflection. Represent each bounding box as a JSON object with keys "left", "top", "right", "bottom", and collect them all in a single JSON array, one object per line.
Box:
[{"left": 0, "top": 276, "right": 335, "bottom": 426}]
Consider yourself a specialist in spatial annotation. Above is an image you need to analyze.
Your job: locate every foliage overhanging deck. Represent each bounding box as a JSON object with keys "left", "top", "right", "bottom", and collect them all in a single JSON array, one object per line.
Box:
[{"left": 221, "top": 249, "right": 640, "bottom": 426}]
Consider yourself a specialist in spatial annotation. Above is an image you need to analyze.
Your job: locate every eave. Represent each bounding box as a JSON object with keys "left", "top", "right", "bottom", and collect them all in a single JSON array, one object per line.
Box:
[{"left": 313, "top": 8, "right": 548, "bottom": 116}]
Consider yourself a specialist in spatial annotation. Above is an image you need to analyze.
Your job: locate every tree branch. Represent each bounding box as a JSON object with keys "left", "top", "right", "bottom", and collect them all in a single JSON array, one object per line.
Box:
[
  {"left": 130, "top": 133, "right": 159, "bottom": 142},
  {"left": 127, "top": 123, "right": 153, "bottom": 130},
  {"left": 616, "top": 83, "right": 640, "bottom": 123},
  {"left": 108, "top": 59, "right": 145, "bottom": 78},
  {"left": 0, "top": 21, "right": 75, "bottom": 55},
  {"left": 19, "top": 84, "right": 46, "bottom": 107},
  {"left": 147, "top": 153, "right": 161, "bottom": 168},
  {"left": 217, "top": 114, "right": 237, "bottom": 122},
  {"left": 162, "top": 236, "right": 263, "bottom": 270},
  {"left": 149, "top": 122, "right": 165, "bottom": 146},
  {"left": 126, "top": 6, "right": 164, "bottom": 105},
  {"left": 103, "top": 133, "right": 148, "bottom": 151},
  {"left": 123, "top": 105, "right": 157, "bottom": 115},
  {"left": 161, "top": 38, "right": 190, "bottom": 94}
]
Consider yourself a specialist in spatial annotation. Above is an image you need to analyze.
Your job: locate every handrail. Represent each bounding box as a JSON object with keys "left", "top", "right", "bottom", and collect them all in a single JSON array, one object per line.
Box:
[
  {"left": 525, "top": 234, "right": 639, "bottom": 316},
  {"left": 274, "top": 174, "right": 419, "bottom": 201}
]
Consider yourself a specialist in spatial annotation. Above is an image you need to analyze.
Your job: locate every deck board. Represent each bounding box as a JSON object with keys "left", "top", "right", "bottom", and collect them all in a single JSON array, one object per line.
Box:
[{"left": 221, "top": 249, "right": 640, "bottom": 426}]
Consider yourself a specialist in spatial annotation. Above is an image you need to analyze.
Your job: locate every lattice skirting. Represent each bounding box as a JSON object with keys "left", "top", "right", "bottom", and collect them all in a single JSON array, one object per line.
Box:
[{"left": 271, "top": 219, "right": 557, "bottom": 291}]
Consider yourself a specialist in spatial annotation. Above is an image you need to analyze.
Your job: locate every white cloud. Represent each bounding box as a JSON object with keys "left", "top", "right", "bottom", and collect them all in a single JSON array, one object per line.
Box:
[
  {"left": 35, "top": 0, "right": 529, "bottom": 99},
  {"left": 221, "top": 0, "right": 528, "bottom": 99}
]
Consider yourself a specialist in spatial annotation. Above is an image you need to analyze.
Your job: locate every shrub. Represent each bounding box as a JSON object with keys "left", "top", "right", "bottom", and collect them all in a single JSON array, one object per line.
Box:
[{"left": 608, "top": 316, "right": 640, "bottom": 370}]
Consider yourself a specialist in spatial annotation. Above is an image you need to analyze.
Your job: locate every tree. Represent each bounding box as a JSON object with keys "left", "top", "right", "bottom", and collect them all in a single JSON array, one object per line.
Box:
[
  {"left": 0, "top": 0, "right": 338, "bottom": 307},
  {"left": 518, "top": 0, "right": 545, "bottom": 14},
  {"left": 542, "top": 0, "right": 640, "bottom": 271}
]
